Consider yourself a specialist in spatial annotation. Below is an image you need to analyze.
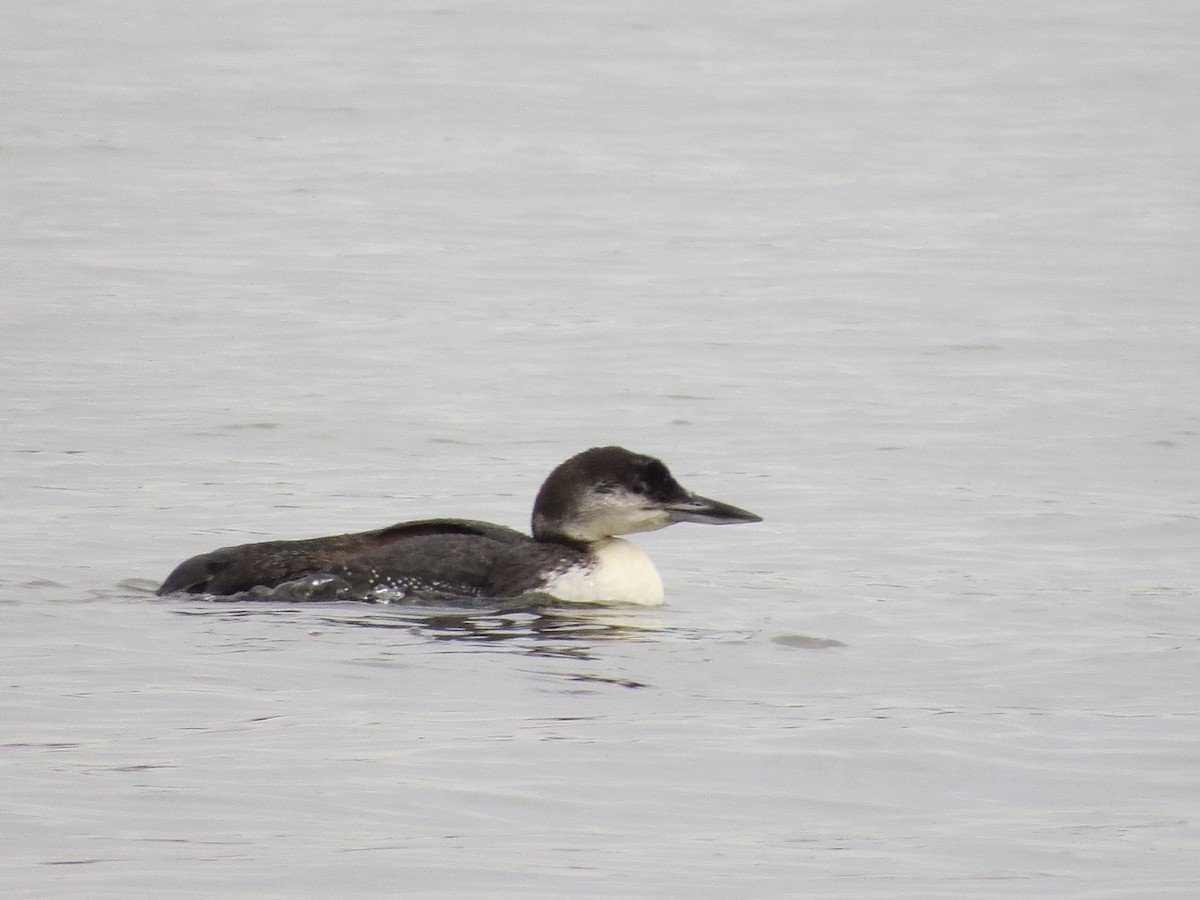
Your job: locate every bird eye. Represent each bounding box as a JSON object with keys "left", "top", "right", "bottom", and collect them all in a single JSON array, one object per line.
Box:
[{"left": 642, "top": 460, "right": 669, "bottom": 487}]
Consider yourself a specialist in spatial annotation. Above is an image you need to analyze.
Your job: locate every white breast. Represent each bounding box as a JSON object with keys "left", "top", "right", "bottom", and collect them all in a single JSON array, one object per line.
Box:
[{"left": 540, "top": 538, "right": 665, "bottom": 606}]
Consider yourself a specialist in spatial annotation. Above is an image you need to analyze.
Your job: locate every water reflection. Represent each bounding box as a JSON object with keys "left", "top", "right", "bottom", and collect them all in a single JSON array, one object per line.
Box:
[
  {"left": 328, "top": 604, "right": 663, "bottom": 661},
  {"left": 168, "top": 593, "right": 663, "bottom": 660}
]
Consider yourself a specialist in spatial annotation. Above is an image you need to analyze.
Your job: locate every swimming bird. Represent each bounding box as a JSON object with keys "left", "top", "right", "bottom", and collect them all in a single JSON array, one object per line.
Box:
[{"left": 156, "top": 445, "right": 761, "bottom": 605}]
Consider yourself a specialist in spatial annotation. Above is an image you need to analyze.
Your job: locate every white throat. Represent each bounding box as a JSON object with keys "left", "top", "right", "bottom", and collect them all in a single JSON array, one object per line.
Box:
[{"left": 540, "top": 538, "right": 665, "bottom": 606}]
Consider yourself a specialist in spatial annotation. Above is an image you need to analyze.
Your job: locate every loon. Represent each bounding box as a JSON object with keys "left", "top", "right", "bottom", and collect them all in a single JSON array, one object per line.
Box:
[{"left": 156, "top": 445, "right": 761, "bottom": 605}]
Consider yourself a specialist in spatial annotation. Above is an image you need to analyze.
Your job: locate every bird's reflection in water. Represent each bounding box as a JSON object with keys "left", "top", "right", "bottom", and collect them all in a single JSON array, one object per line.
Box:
[
  {"left": 169, "top": 590, "right": 662, "bottom": 662},
  {"left": 323, "top": 598, "right": 662, "bottom": 661}
]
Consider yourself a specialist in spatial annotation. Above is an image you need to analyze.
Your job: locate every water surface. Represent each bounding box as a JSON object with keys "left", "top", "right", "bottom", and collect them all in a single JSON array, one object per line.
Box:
[{"left": 3, "top": 0, "right": 1199, "bottom": 895}]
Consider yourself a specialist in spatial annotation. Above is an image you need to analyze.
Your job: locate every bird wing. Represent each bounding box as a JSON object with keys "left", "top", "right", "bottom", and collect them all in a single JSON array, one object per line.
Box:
[{"left": 156, "top": 518, "right": 530, "bottom": 596}]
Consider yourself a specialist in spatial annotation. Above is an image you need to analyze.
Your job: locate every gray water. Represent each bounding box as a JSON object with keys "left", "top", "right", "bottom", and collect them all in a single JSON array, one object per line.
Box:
[{"left": 3, "top": 0, "right": 1199, "bottom": 896}]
